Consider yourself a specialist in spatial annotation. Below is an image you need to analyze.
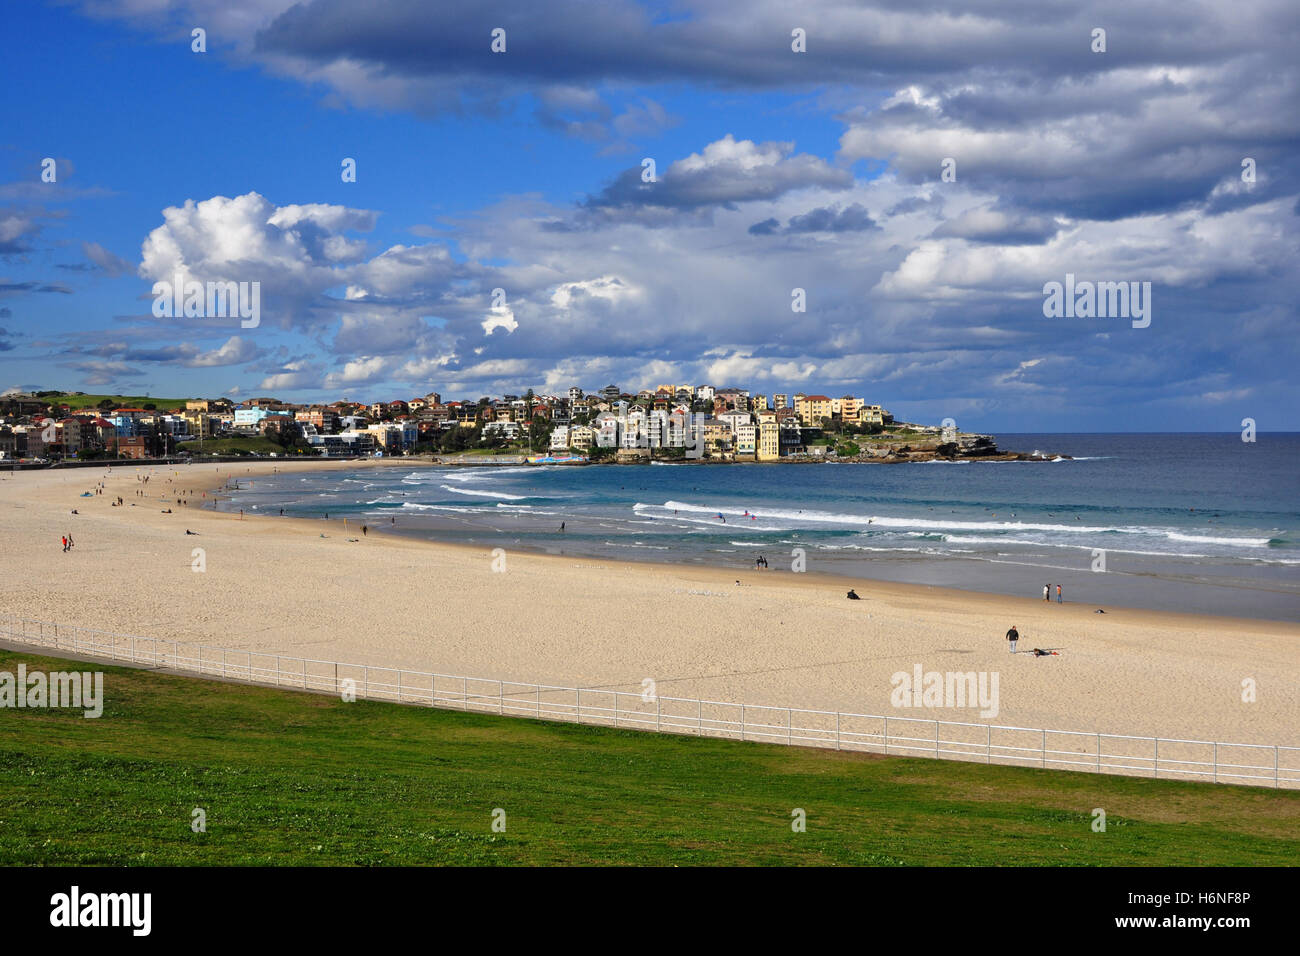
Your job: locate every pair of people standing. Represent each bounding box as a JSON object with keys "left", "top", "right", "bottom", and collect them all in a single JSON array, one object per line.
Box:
[{"left": 1043, "top": 583, "right": 1063, "bottom": 603}]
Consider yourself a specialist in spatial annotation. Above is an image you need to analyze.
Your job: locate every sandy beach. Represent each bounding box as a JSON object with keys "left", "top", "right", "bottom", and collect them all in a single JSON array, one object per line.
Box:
[{"left": 1, "top": 459, "right": 1296, "bottom": 746}]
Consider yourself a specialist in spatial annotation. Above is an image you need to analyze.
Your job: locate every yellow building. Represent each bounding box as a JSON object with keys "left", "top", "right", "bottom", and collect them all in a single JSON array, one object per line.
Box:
[
  {"left": 795, "top": 394, "right": 832, "bottom": 425},
  {"left": 858, "top": 405, "right": 885, "bottom": 425},
  {"left": 758, "top": 421, "right": 780, "bottom": 460},
  {"left": 181, "top": 407, "right": 213, "bottom": 439}
]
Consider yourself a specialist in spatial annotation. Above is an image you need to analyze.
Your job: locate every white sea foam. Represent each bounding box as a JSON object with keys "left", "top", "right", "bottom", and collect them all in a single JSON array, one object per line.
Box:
[
  {"left": 645, "top": 500, "right": 1274, "bottom": 549},
  {"left": 441, "top": 485, "right": 528, "bottom": 501}
]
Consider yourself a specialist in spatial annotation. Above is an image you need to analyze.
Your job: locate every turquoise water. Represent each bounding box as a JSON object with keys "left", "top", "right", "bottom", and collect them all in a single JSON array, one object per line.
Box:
[{"left": 223, "top": 434, "right": 1300, "bottom": 622}]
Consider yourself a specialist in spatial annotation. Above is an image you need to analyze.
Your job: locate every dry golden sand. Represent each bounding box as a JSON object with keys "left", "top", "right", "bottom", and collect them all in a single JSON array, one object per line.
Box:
[{"left": 1, "top": 459, "right": 1296, "bottom": 745}]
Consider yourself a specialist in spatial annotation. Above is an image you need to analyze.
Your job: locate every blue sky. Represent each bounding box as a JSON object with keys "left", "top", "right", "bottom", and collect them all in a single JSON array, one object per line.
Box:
[{"left": 2, "top": 0, "right": 1296, "bottom": 431}]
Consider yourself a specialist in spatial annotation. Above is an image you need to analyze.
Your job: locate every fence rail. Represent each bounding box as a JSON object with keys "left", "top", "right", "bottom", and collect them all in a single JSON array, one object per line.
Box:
[{"left": 3, "top": 615, "right": 1297, "bottom": 790}]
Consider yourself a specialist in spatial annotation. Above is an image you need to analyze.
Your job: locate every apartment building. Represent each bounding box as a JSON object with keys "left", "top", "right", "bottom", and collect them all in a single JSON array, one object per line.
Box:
[
  {"left": 795, "top": 394, "right": 833, "bottom": 425},
  {"left": 734, "top": 422, "right": 757, "bottom": 457}
]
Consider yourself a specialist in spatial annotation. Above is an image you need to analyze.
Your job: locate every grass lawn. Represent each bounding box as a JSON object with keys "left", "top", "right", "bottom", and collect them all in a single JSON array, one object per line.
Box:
[
  {"left": 1, "top": 648, "right": 1296, "bottom": 866},
  {"left": 47, "top": 392, "right": 192, "bottom": 411},
  {"left": 176, "top": 436, "right": 289, "bottom": 456}
]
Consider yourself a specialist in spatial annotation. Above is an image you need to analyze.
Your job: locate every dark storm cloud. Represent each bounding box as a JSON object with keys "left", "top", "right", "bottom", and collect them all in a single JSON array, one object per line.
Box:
[
  {"left": 584, "top": 136, "right": 851, "bottom": 213},
  {"left": 0, "top": 281, "right": 73, "bottom": 294},
  {"left": 932, "top": 207, "right": 1059, "bottom": 245},
  {"left": 242, "top": 0, "right": 1300, "bottom": 221},
  {"left": 749, "top": 203, "right": 879, "bottom": 235},
  {"left": 251, "top": 0, "right": 1287, "bottom": 91}
]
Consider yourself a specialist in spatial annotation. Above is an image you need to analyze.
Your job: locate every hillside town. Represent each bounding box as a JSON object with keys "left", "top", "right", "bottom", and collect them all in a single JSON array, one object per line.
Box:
[{"left": 0, "top": 385, "right": 995, "bottom": 463}]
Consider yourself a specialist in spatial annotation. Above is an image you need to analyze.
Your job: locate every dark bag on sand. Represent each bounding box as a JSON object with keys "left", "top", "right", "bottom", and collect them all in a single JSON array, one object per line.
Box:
[{"left": 847, "top": 590, "right": 861, "bottom": 600}]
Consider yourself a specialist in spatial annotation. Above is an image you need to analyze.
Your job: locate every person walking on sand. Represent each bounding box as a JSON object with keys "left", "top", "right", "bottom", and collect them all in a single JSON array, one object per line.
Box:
[
  {"left": 1056, "top": 583, "right": 1062, "bottom": 603},
  {"left": 1006, "top": 624, "right": 1019, "bottom": 654},
  {"left": 67, "top": 534, "right": 73, "bottom": 551},
  {"left": 362, "top": 524, "right": 368, "bottom": 536},
  {"left": 61, "top": 535, "right": 68, "bottom": 553},
  {"left": 1043, "top": 583, "right": 1050, "bottom": 601}
]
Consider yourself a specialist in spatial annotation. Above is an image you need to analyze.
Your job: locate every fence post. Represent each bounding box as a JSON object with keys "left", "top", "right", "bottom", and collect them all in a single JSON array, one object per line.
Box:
[
  {"left": 1276, "top": 746, "right": 1280, "bottom": 788},
  {"left": 741, "top": 703, "right": 745, "bottom": 742},
  {"left": 935, "top": 721, "right": 940, "bottom": 758},
  {"left": 1096, "top": 733, "right": 1101, "bottom": 772},
  {"left": 398, "top": 670, "right": 402, "bottom": 702},
  {"left": 462, "top": 676, "right": 468, "bottom": 711},
  {"left": 697, "top": 698, "right": 702, "bottom": 736},
  {"left": 364, "top": 665, "right": 369, "bottom": 700},
  {"left": 656, "top": 694, "right": 661, "bottom": 733},
  {"left": 536, "top": 685, "right": 540, "bottom": 719},
  {"left": 498, "top": 680, "right": 503, "bottom": 716},
  {"left": 787, "top": 708, "right": 792, "bottom": 746},
  {"left": 576, "top": 688, "right": 581, "bottom": 723},
  {"left": 613, "top": 691, "right": 618, "bottom": 728},
  {"left": 987, "top": 724, "right": 992, "bottom": 764},
  {"left": 1213, "top": 742, "right": 1218, "bottom": 783},
  {"left": 836, "top": 712, "right": 841, "bottom": 751},
  {"left": 1041, "top": 729, "right": 1046, "bottom": 768},
  {"left": 1154, "top": 737, "right": 1159, "bottom": 778}
]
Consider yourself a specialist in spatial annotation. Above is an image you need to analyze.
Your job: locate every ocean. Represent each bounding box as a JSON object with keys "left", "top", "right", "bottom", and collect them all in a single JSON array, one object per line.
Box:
[{"left": 219, "top": 433, "right": 1300, "bottom": 623}]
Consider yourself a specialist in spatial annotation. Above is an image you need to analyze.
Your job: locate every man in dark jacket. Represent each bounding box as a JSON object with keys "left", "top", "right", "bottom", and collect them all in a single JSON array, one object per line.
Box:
[{"left": 1006, "top": 625, "right": 1019, "bottom": 653}]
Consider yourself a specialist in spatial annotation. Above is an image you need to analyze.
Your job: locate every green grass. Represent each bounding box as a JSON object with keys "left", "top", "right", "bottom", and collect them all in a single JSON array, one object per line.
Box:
[
  {"left": 177, "top": 436, "right": 287, "bottom": 456},
  {"left": 48, "top": 392, "right": 192, "bottom": 411},
  {"left": 1, "top": 648, "right": 1296, "bottom": 866}
]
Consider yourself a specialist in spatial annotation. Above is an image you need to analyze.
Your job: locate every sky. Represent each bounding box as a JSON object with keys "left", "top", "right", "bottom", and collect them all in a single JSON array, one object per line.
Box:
[{"left": 1, "top": 0, "right": 1297, "bottom": 431}]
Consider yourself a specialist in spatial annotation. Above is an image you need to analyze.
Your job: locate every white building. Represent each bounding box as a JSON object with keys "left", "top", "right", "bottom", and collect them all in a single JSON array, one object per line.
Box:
[
  {"left": 734, "top": 422, "right": 757, "bottom": 456},
  {"left": 594, "top": 412, "right": 620, "bottom": 447},
  {"left": 482, "top": 421, "right": 520, "bottom": 440}
]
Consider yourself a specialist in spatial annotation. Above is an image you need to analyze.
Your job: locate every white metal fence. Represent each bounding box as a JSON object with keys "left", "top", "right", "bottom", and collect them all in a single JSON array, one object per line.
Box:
[{"left": 3, "top": 615, "right": 1297, "bottom": 790}]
